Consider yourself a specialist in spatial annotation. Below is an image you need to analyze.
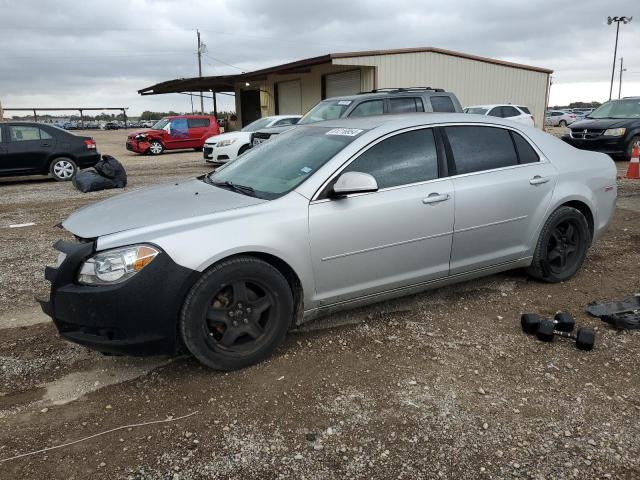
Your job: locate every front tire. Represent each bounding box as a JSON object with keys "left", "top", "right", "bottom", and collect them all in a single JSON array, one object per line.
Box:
[
  {"left": 526, "top": 206, "right": 590, "bottom": 283},
  {"left": 559, "top": 120, "right": 567, "bottom": 127},
  {"left": 148, "top": 140, "right": 164, "bottom": 155},
  {"left": 180, "top": 256, "right": 293, "bottom": 370},
  {"left": 50, "top": 157, "right": 77, "bottom": 181},
  {"left": 237, "top": 144, "right": 251, "bottom": 156}
]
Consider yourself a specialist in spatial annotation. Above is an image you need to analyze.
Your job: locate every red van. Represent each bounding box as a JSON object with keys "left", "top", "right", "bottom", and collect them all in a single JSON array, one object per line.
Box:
[{"left": 126, "top": 115, "right": 220, "bottom": 155}]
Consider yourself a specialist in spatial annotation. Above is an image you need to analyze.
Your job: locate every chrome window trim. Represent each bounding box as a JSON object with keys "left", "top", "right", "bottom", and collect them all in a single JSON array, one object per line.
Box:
[{"left": 310, "top": 122, "right": 548, "bottom": 203}]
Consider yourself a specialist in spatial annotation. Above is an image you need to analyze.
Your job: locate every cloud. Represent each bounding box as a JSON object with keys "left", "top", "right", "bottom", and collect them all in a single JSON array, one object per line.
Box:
[{"left": 1, "top": 0, "right": 638, "bottom": 114}]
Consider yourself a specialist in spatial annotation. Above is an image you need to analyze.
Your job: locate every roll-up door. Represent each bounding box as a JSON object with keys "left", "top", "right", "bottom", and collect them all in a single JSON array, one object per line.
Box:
[
  {"left": 325, "top": 70, "right": 361, "bottom": 98},
  {"left": 276, "top": 80, "right": 302, "bottom": 114}
]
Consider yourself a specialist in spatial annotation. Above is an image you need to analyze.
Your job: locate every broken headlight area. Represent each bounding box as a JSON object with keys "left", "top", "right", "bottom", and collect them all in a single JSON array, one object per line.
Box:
[{"left": 77, "top": 244, "right": 160, "bottom": 285}]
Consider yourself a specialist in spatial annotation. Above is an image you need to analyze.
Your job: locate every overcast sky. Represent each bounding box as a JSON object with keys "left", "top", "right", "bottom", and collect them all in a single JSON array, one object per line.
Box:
[{"left": 1, "top": 0, "right": 638, "bottom": 116}]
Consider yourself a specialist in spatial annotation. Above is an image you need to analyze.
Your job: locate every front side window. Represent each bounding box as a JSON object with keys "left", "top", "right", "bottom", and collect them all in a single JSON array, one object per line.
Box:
[
  {"left": 9, "top": 126, "right": 41, "bottom": 142},
  {"left": 389, "top": 97, "right": 424, "bottom": 114},
  {"left": 446, "top": 126, "right": 518, "bottom": 175},
  {"left": 349, "top": 100, "right": 384, "bottom": 117},
  {"left": 430, "top": 96, "right": 456, "bottom": 113},
  {"left": 343, "top": 129, "right": 439, "bottom": 189},
  {"left": 208, "top": 126, "right": 362, "bottom": 199},
  {"left": 298, "top": 100, "right": 350, "bottom": 124}
]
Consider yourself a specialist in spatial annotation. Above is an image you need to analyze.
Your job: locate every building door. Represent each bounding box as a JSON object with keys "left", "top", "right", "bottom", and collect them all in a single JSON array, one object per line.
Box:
[
  {"left": 324, "top": 70, "right": 361, "bottom": 98},
  {"left": 240, "top": 90, "right": 261, "bottom": 127},
  {"left": 276, "top": 80, "right": 302, "bottom": 114}
]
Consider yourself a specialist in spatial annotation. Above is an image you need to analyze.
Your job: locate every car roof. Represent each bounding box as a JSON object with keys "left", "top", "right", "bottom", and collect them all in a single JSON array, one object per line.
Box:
[
  {"left": 467, "top": 104, "right": 525, "bottom": 109},
  {"left": 324, "top": 90, "right": 452, "bottom": 102}
]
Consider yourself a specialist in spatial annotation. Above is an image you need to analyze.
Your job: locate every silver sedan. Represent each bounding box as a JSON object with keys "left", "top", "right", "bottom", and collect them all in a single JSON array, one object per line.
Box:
[{"left": 42, "top": 114, "right": 617, "bottom": 370}]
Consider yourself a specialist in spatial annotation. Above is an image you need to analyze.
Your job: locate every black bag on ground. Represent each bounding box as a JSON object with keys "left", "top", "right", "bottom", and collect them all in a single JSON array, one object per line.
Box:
[
  {"left": 94, "top": 154, "right": 127, "bottom": 187},
  {"left": 72, "top": 169, "right": 118, "bottom": 193}
]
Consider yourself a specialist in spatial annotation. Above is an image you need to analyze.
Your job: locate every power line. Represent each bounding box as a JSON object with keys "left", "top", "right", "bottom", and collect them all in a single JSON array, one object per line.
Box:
[{"left": 202, "top": 53, "right": 246, "bottom": 72}]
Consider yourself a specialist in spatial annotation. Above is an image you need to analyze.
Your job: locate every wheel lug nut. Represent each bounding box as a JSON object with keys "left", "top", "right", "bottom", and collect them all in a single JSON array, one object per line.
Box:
[
  {"left": 238, "top": 303, "right": 243, "bottom": 308},
  {"left": 243, "top": 318, "right": 248, "bottom": 324},
  {"left": 229, "top": 311, "right": 234, "bottom": 317},
  {"left": 232, "top": 321, "right": 238, "bottom": 327},
  {"left": 246, "top": 307, "right": 252, "bottom": 313}
]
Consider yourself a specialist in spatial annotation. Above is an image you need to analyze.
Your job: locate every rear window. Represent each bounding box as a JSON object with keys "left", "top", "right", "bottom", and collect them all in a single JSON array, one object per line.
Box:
[
  {"left": 389, "top": 97, "right": 425, "bottom": 114},
  {"left": 445, "top": 126, "right": 518, "bottom": 174},
  {"left": 430, "top": 96, "right": 456, "bottom": 113},
  {"left": 187, "top": 118, "right": 210, "bottom": 128}
]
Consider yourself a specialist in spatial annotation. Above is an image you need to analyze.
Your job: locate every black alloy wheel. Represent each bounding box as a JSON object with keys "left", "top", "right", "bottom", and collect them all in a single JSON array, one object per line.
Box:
[
  {"left": 526, "top": 206, "right": 590, "bottom": 283},
  {"left": 180, "top": 256, "right": 293, "bottom": 370}
]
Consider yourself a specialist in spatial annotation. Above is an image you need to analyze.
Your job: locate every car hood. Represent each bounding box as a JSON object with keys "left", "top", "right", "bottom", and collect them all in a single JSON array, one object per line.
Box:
[
  {"left": 63, "top": 178, "right": 266, "bottom": 239},
  {"left": 204, "top": 131, "right": 250, "bottom": 144},
  {"left": 255, "top": 125, "right": 298, "bottom": 135},
  {"left": 127, "top": 128, "right": 162, "bottom": 138},
  {"left": 569, "top": 118, "right": 629, "bottom": 130}
]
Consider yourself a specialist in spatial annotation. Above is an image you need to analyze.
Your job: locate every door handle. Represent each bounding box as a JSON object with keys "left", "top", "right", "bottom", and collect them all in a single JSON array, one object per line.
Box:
[
  {"left": 529, "top": 175, "right": 550, "bottom": 185},
  {"left": 41, "top": 143, "right": 50, "bottom": 147},
  {"left": 422, "top": 193, "right": 450, "bottom": 204}
]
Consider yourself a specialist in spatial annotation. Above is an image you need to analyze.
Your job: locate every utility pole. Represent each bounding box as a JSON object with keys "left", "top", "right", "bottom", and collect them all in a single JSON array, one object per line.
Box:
[
  {"left": 607, "top": 16, "right": 632, "bottom": 101},
  {"left": 618, "top": 57, "right": 627, "bottom": 99},
  {"left": 196, "top": 29, "right": 204, "bottom": 114}
]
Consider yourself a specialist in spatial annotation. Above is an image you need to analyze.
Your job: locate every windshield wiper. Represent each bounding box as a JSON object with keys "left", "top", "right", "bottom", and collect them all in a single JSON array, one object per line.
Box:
[{"left": 212, "top": 180, "right": 256, "bottom": 197}]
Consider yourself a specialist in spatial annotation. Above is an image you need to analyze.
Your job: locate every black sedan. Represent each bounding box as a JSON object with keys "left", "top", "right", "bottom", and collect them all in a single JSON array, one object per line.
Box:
[
  {"left": 562, "top": 97, "right": 640, "bottom": 161},
  {"left": 0, "top": 122, "right": 100, "bottom": 181}
]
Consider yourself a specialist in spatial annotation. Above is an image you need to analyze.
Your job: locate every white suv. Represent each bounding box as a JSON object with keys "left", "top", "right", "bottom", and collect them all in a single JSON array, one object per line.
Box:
[{"left": 465, "top": 104, "right": 535, "bottom": 126}]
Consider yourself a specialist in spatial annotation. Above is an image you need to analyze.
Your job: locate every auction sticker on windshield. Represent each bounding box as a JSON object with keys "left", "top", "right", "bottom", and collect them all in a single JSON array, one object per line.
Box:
[
  {"left": 337, "top": 100, "right": 352, "bottom": 106},
  {"left": 326, "top": 128, "right": 363, "bottom": 137}
]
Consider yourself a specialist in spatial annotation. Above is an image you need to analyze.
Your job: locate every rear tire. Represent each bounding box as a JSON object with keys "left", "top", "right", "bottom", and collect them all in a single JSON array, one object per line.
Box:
[
  {"left": 50, "top": 157, "right": 77, "bottom": 181},
  {"left": 148, "top": 140, "right": 164, "bottom": 155},
  {"left": 180, "top": 256, "right": 293, "bottom": 370},
  {"left": 526, "top": 206, "right": 590, "bottom": 283}
]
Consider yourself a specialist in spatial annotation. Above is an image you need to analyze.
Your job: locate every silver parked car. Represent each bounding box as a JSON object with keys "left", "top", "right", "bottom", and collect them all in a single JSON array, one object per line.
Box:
[
  {"left": 41, "top": 114, "right": 617, "bottom": 370},
  {"left": 545, "top": 110, "right": 577, "bottom": 127}
]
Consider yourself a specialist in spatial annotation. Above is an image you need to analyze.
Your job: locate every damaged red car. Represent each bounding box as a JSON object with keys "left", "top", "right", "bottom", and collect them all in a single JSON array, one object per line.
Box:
[{"left": 126, "top": 115, "right": 220, "bottom": 155}]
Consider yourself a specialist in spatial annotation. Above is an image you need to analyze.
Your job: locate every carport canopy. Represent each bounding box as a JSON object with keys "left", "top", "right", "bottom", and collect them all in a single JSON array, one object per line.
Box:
[{"left": 138, "top": 74, "right": 239, "bottom": 96}]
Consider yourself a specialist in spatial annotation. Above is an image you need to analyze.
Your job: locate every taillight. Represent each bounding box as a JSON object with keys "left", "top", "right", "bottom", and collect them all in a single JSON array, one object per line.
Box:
[
  {"left": 84, "top": 139, "right": 96, "bottom": 149},
  {"left": 530, "top": 115, "right": 535, "bottom": 123}
]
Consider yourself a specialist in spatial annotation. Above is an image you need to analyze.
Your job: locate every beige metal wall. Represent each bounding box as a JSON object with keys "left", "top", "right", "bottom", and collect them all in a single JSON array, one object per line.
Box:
[
  {"left": 234, "top": 64, "right": 374, "bottom": 125},
  {"left": 333, "top": 52, "right": 550, "bottom": 128}
]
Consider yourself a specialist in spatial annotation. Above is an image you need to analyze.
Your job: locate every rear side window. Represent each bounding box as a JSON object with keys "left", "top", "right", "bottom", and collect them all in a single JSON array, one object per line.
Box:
[
  {"left": 187, "top": 118, "right": 210, "bottom": 128},
  {"left": 389, "top": 97, "right": 424, "bottom": 114},
  {"left": 430, "top": 96, "right": 456, "bottom": 113},
  {"left": 501, "top": 106, "right": 520, "bottom": 118},
  {"left": 487, "top": 107, "right": 502, "bottom": 117},
  {"left": 511, "top": 132, "right": 539, "bottom": 164},
  {"left": 9, "top": 126, "right": 42, "bottom": 141},
  {"left": 445, "top": 126, "right": 518, "bottom": 174},
  {"left": 349, "top": 100, "right": 384, "bottom": 117},
  {"left": 343, "top": 129, "right": 439, "bottom": 189},
  {"left": 518, "top": 106, "right": 531, "bottom": 114}
]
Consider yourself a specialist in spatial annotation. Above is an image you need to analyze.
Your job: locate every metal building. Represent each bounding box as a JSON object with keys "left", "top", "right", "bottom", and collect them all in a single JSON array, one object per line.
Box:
[{"left": 139, "top": 47, "right": 552, "bottom": 129}]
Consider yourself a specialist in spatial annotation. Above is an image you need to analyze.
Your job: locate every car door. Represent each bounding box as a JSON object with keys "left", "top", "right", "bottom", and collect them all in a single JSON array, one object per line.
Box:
[
  {"left": 0, "top": 125, "right": 7, "bottom": 171},
  {"left": 443, "top": 125, "right": 557, "bottom": 274},
  {"left": 164, "top": 117, "right": 190, "bottom": 149},
  {"left": 308, "top": 127, "right": 455, "bottom": 305},
  {"left": 187, "top": 117, "right": 210, "bottom": 147},
  {"left": 5, "top": 125, "right": 56, "bottom": 173}
]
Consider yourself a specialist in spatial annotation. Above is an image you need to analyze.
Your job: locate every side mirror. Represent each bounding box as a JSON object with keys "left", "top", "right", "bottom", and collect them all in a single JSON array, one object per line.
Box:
[{"left": 332, "top": 171, "right": 378, "bottom": 197}]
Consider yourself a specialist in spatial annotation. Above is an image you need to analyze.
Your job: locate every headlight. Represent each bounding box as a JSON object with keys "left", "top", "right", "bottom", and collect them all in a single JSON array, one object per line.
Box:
[
  {"left": 78, "top": 245, "right": 159, "bottom": 285},
  {"left": 603, "top": 128, "right": 626, "bottom": 137},
  {"left": 135, "top": 134, "right": 147, "bottom": 140},
  {"left": 216, "top": 138, "right": 237, "bottom": 147}
]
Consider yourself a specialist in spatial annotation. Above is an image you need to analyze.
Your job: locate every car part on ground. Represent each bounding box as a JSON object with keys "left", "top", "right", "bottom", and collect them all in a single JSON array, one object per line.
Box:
[
  {"left": 536, "top": 319, "right": 595, "bottom": 351},
  {"left": 72, "top": 155, "right": 127, "bottom": 193},
  {"left": 41, "top": 113, "right": 617, "bottom": 370},
  {"left": 521, "top": 312, "right": 575, "bottom": 334},
  {"left": 586, "top": 295, "right": 640, "bottom": 330}
]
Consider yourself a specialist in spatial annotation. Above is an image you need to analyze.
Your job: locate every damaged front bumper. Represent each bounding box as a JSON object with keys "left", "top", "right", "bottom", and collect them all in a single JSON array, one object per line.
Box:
[{"left": 39, "top": 239, "right": 197, "bottom": 356}]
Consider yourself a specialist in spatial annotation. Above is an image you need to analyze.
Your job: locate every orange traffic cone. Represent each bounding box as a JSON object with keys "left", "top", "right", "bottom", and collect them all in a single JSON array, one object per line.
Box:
[{"left": 626, "top": 145, "right": 640, "bottom": 179}]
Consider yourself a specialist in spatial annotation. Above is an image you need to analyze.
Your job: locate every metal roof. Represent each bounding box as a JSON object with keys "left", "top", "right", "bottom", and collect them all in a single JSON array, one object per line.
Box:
[{"left": 138, "top": 47, "right": 552, "bottom": 96}]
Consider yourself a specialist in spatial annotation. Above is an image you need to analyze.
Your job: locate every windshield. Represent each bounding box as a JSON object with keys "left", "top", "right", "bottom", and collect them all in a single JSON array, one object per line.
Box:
[
  {"left": 207, "top": 126, "right": 363, "bottom": 199},
  {"left": 151, "top": 118, "right": 170, "bottom": 130},
  {"left": 298, "top": 100, "right": 351, "bottom": 125},
  {"left": 241, "top": 117, "right": 274, "bottom": 132},
  {"left": 588, "top": 99, "right": 640, "bottom": 119},
  {"left": 465, "top": 107, "right": 488, "bottom": 115}
]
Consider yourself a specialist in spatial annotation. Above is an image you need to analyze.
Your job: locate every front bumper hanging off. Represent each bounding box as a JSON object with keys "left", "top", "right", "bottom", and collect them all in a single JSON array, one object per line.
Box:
[{"left": 39, "top": 239, "right": 197, "bottom": 356}]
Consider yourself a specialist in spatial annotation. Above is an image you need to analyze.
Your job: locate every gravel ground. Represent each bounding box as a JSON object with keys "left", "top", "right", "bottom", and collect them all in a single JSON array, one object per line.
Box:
[{"left": 0, "top": 129, "right": 639, "bottom": 479}]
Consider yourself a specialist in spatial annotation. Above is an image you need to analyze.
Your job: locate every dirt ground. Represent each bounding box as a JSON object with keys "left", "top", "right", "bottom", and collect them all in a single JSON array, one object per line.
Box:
[{"left": 0, "top": 128, "right": 639, "bottom": 479}]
